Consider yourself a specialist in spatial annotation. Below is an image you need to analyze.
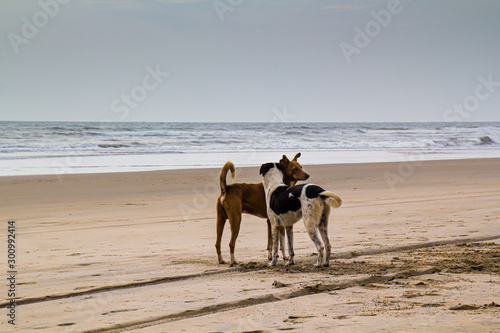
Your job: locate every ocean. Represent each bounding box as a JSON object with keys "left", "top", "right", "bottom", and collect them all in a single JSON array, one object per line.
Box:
[{"left": 1, "top": 121, "right": 499, "bottom": 176}]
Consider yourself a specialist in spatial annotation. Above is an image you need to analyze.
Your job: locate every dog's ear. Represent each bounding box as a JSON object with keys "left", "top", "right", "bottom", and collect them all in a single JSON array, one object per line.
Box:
[
  {"left": 276, "top": 163, "right": 286, "bottom": 173},
  {"left": 259, "top": 163, "right": 273, "bottom": 176},
  {"left": 292, "top": 152, "right": 301, "bottom": 161},
  {"left": 280, "top": 155, "right": 290, "bottom": 167}
]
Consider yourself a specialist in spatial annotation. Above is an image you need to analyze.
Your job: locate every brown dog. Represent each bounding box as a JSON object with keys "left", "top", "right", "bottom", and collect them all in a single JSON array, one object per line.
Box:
[{"left": 215, "top": 153, "right": 309, "bottom": 264}]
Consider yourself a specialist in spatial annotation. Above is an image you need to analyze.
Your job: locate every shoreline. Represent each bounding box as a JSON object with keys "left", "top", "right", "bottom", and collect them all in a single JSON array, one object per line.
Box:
[
  {"left": 1, "top": 155, "right": 499, "bottom": 180},
  {"left": 2, "top": 149, "right": 500, "bottom": 177}
]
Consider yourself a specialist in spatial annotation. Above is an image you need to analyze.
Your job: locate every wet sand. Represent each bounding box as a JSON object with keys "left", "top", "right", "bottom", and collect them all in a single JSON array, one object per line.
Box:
[{"left": 1, "top": 158, "right": 499, "bottom": 332}]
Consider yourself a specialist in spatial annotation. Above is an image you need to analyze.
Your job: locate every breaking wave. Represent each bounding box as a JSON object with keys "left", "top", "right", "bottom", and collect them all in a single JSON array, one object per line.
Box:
[{"left": 1, "top": 121, "right": 499, "bottom": 159}]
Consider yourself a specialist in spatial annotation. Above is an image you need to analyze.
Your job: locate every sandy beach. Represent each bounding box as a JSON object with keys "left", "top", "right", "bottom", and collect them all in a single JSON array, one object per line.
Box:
[{"left": 1, "top": 158, "right": 499, "bottom": 332}]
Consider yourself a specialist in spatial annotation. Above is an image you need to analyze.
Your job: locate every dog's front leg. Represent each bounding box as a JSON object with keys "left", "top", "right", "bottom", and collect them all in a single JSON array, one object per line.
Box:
[
  {"left": 285, "top": 226, "right": 294, "bottom": 265},
  {"left": 279, "top": 227, "right": 289, "bottom": 261},
  {"left": 269, "top": 223, "right": 280, "bottom": 266}
]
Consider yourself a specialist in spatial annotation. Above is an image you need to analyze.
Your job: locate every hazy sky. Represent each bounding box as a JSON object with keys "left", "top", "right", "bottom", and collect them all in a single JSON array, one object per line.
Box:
[{"left": 1, "top": 0, "right": 499, "bottom": 122}]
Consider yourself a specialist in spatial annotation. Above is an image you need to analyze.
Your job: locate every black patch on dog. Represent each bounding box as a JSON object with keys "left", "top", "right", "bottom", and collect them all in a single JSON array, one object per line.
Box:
[
  {"left": 270, "top": 186, "right": 302, "bottom": 215},
  {"left": 287, "top": 184, "right": 305, "bottom": 197},
  {"left": 305, "top": 184, "right": 326, "bottom": 199},
  {"left": 259, "top": 162, "right": 285, "bottom": 176},
  {"left": 259, "top": 163, "right": 274, "bottom": 176}
]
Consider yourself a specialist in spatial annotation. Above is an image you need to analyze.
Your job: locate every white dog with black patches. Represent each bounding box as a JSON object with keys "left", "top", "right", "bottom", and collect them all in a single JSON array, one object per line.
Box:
[{"left": 260, "top": 162, "right": 342, "bottom": 267}]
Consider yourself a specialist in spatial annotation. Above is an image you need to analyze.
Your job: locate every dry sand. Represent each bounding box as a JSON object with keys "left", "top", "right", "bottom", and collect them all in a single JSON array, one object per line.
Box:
[{"left": 1, "top": 158, "right": 499, "bottom": 332}]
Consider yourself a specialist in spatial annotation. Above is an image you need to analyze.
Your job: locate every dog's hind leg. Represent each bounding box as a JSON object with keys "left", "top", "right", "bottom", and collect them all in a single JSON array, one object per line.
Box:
[
  {"left": 215, "top": 200, "right": 228, "bottom": 264},
  {"left": 304, "top": 219, "right": 324, "bottom": 267},
  {"left": 285, "top": 226, "right": 295, "bottom": 265},
  {"left": 227, "top": 207, "right": 242, "bottom": 266},
  {"left": 266, "top": 219, "right": 273, "bottom": 261},
  {"left": 319, "top": 206, "right": 331, "bottom": 267}
]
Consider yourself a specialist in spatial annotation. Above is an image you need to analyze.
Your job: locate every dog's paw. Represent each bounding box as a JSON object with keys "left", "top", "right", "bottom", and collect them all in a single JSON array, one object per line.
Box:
[
  {"left": 285, "top": 260, "right": 295, "bottom": 266},
  {"left": 268, "top": 261, "right": 278, "bottom": 267}
]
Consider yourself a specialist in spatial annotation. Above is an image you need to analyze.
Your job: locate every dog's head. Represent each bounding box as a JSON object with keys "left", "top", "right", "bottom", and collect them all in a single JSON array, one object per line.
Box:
[
  {"left": 259, "top": 162, "right": 285, "bottom": 177},
  {"left": 280, "top": 153, "right": 309, "bottom": 183}
]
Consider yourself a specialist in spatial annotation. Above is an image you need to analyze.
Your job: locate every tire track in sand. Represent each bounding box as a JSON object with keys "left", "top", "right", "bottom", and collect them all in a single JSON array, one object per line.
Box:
[
  {"left": 0, "top": 267, "right": 238, "bottom": 308},
  {"left": 85, "top": 267, "right": 440, "bottom": 333},
  {"left": 2, "top": 233, "right": 498, "bottom": 310}
]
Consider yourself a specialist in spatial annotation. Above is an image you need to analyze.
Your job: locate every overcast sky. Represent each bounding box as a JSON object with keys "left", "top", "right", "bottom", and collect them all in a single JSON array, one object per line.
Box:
[{"left": 1, "top": 0, "right": 499, "bottom": 122}]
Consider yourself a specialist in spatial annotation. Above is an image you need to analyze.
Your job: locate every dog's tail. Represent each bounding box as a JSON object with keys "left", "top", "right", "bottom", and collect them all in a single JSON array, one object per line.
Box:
[
  {"left": 220, "top": 161, "right": 235, "bottom": 195},
  {"left": 320, "top": 191, "right": 342, "bottom": 208}
]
